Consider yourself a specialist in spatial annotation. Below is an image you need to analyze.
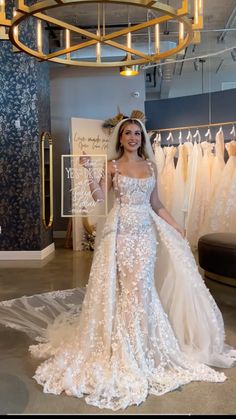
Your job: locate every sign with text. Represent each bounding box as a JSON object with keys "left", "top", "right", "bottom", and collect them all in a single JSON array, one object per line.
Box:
[
  {"left": 69, "top": 117, "right": 110, "bottom": 250},
  {"left": 71, "top": 117, "right": 109, "bottom": 154},
  {"left": 61, "top": 154, "right": 107, "bottom": 217}
]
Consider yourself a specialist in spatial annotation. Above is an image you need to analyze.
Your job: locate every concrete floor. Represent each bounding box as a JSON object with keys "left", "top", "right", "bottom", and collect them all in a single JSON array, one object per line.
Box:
[{"left": 0, "top": 239, "right": 235, "bottom": 415}]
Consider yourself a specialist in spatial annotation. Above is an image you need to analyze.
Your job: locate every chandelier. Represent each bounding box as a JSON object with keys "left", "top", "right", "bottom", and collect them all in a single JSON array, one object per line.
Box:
[{"left": 0, "top": 0, "right": 203, "bottom": 75}]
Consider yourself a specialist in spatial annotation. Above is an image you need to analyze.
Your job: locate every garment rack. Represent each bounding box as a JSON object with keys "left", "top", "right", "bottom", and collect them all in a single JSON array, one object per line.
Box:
[{"left": 157, "top": 120, "right": 236, "bottom": 132}]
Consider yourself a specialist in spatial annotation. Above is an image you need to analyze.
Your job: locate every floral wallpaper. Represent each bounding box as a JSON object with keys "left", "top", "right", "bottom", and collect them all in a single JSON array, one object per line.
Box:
[{"left": 0, "top": 1, "right": 52, "bottom": 251}]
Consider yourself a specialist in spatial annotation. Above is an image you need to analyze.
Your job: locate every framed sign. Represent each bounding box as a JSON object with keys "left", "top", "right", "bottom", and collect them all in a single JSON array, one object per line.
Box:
[{"left": 61, "top": 154, "right": 107, "bottom": 217}]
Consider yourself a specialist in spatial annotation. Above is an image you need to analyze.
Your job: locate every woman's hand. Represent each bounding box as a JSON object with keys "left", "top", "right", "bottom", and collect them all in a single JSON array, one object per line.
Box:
[
  {"left": 157, "top": 207, "right": 186, "bottom": 239},
  {"left": 175, "top": 225, "right": 186, "bottom": 238},
  {"left": 79, "top": 151, "right": 92, "bottom": 170}
]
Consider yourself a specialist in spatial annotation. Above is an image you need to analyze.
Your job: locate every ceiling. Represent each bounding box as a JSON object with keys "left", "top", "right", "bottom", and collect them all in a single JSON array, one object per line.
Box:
[{"left": 43, "top": 0, "right": 236, "bottom": 97}]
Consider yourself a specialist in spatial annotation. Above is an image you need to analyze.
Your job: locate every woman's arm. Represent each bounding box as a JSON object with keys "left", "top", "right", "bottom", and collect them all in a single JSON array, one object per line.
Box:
[
  {"left": 79, "top": 153, "right": 113, "bottom": 202},
  {"left": 150, "top": 162, "right": 185, "bottom": 238},
  {"left": 157, "top": 207, "right": 185, "bottom": 237}
]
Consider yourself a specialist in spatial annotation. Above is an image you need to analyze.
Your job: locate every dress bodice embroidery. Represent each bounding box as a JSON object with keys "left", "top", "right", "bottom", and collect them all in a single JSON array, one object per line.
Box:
[{"left": 111, "top": 159, "right": 155, "bottom": 206}]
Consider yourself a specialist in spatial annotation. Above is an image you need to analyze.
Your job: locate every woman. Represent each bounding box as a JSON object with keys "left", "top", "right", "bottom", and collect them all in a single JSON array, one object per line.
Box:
[
  {"left": 82, "top": 118, "right": 185, "bottom": 239},
  {"left": 0, "top": 118, "right": 235, "bottom": 411}
]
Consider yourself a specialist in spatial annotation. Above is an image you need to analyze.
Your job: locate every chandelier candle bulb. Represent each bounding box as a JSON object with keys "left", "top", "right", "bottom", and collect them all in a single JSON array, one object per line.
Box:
[
  {"left": 13, "top": 8, "right": 18, "bottom": 38},
  {"left": 37, "top": 19, "right": 42, "bottom": 53},
  {"left": 155, "top": 24, "right": 160, "bottom": 54},
  {"left": 127, "top": 31, "right": 132, "bottom": 61},
  {"left": 179, "top": 22, "right": 184, "bottom": 42},
  {"left": 65, "top": 29, "right": 70, "bottom": 60},
  {"left": 0, "top": 0, "right": 5, "bottom": 18}
]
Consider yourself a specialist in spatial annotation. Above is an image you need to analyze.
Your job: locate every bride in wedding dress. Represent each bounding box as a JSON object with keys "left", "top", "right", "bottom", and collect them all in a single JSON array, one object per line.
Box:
[{"left": 0, "top": 118, "right": 235, "bottom": 411}]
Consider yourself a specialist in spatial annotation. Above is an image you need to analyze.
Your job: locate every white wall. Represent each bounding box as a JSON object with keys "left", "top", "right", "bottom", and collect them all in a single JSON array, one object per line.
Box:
[
  {"left": 50, "top": 66, "right": 145, "bottom": 231},
  {"left": 169, "top": 68, "right": 236, "bottom": 98}
]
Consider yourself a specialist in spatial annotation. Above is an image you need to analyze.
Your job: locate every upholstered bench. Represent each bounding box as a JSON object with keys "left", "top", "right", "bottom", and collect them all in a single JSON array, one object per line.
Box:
[{"left": 198, "top": 233, "right": 236, "bottom": 287}]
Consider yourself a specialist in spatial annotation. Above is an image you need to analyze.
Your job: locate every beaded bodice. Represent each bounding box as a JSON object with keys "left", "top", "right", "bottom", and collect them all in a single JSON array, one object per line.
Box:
[
  {"left": 111, "top": 159, "right": 156, "bottom": 237},
  {"left": 112, "top": 159, "right": 156, "bottom": 207}
]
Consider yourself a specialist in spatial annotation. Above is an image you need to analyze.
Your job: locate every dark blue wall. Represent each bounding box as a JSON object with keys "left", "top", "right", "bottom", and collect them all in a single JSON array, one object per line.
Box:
[{"left": 0, "top": 2, "right": 52, "bottom": 251}]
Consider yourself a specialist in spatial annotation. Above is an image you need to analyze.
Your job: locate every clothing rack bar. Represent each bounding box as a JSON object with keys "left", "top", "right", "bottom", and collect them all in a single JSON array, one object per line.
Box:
[{"left": 157, "top": 120, "right": 236, "bottom": 132}]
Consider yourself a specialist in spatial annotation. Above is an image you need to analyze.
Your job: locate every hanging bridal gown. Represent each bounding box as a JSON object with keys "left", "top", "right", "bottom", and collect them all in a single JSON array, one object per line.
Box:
[
  {"left": 154, "top": 141, "right": 165, "bottom": 203},
  {"left": 159, "top": 146, "right": 176, "bottom": 212},
  {"left": 185, "top": 142, "right": 203, "bottom": 247},
  {"left": 171, "top": 144, "right": 188, "bottom": 228},
  {"left": 200, "top": 140, "right": 236, "bottom": 235},
  {"left": 187, "top": 141, "right": 214, "bottom": 248},
  {"left": 0, "top": 160, "right": 235, "bottom": 411},
  {"left": 182, "top": 141, "right": 194, "bottom": 230},
  {"left": 209, "top": 130, "right": 225, "bottom": 203}
]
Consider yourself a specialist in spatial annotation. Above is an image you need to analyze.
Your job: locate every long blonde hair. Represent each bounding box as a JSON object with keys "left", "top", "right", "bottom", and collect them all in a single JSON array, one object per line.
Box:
[{"left": 107, "top": 118, "right": 156, "bottom": 164}]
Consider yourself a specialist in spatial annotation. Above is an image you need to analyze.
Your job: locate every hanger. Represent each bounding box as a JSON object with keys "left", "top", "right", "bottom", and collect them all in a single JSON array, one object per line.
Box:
[
  {"left": 216, "top": 126, "right": 223, "bottom": 135},
  {"left": 156, "top": 132, "right": 162, "bottom": 144},
  {"left": 230, "top": 124, "right": 236, "bottom": 138},
  {"left": 205, "top": 127, "right": 212, "bottom": 142},
  {"left": 153, "top": 132, "right": 159, "bottom": 143},
  {"left": 193, "top": 129, "right": 201, "bottom": 143},
  {"left": 166, "top": 132, "right": 174, "bottom": 146},
  {"left": 178, "top": 130, "right": 182, "bottom": 145},
  {"left": 186, "top": 129, "right": 193, "bottom": 143}
]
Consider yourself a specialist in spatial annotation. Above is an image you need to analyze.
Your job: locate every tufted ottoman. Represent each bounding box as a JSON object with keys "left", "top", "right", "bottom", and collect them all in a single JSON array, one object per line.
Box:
[{"left": 198, "top": 233, "right": 236, "bottom": 287}]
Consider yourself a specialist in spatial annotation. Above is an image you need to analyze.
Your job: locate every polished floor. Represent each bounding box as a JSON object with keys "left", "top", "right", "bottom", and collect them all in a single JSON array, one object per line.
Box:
[{"left": 0, "top": 239, "right": 235, "bottom": 415}]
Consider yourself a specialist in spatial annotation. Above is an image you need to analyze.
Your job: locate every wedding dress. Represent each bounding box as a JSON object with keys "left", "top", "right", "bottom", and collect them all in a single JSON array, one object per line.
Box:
[
  {"left": 0, "top": 160, "right": 235, "bottom": 411},
  {"left": 159, "top": 146, "right": 176, "bottom": 212},
  {"left": 200, "top": 140, "right": 236, "bottom": 235},
  {"left": 187, "top": 141, "right": 214, "bottom": 249},
  {"left": 209, "top": 130, "right": 225, "bottom": 203},
  {"left": 153, "top": 141, "right": 165, "bottom": 203},
  {"left": 185, "top": 142, "right": 203, "bottom": 246},
  {"left": 171, "top": 144, "right": 188, "bottom": 228},
  {"left": 182, "top": 141, "right": 194, "bottom": 230}
]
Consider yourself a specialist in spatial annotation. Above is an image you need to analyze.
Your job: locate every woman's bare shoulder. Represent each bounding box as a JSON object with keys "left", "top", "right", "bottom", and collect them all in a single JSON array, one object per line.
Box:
[{"left": 107, "top": 160, "right": 115, "bottom": 168}]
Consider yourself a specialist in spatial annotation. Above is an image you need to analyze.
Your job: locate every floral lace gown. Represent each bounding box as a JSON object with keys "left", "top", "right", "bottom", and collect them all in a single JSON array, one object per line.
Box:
[
  {"left": 0, "top": 160, "right": 236, "bottom": 411},
  {"left": 200, "top": 140, "right": 236, "bottom": 235}
]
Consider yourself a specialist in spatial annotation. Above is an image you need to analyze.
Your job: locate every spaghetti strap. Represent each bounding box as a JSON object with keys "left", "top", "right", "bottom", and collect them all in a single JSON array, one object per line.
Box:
[
  {"left": 146, "top": 158, "right": 154, "bottom": 176},
  {"left": 111, "top": 159, "right": 119, "bottom": 172}
]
